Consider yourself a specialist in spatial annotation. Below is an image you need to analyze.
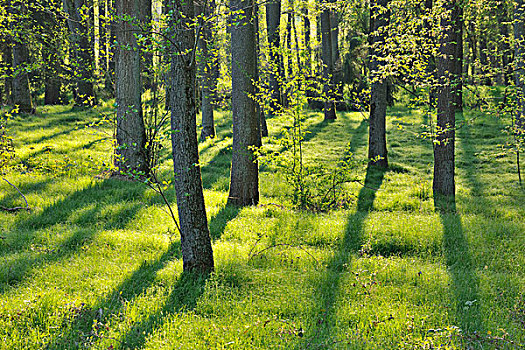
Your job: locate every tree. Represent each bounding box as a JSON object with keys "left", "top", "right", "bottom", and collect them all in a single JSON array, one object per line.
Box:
[
  {"left": 63, "top": 0, "right": 97, "bottom": 106},
  {"left": 514, "top": 0, "right": 525, "bottom": 184},
  {"left": 266, "top": 0, "right": 283, "bottom": 115},
  {"left": 11, "top": 38, "right": 33, "bottom": 113},
  {"left": 197, "top": 0, "right": 218, "bottom": 140},
  {"left": 368, "top": 0, "right": 389, "bottom": 168},
  {"left": 320, "top": 1, "right": 336, "bottom": 120},
  {"left": 433, "top": 0, "right": 461, "bottom": 203},
  {"left": 114, "top": 0, "right": 148, "bottom": 175},
  {"left": 166, "top": 0, "right": 214, "bottom": 274},
  {"left": 228, "top": 0, "right": 261, "bottom": 206}
]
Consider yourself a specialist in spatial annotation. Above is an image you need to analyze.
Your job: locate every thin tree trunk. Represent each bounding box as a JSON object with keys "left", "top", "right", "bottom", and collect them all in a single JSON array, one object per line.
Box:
[
  {"left": 197, "top": 0, "right": 217, "bottom": 140},
  {"left": 424, "top": 0, "right": 436, "bottom": 105},
  {"left": 368, "top": 0, "right": 389, "bottom": 168},
  {"left": 228, "top": 0, "right": 260, "bottom": 206},
  {"left": 266, "top": 0, "right": 283, "bottom": 115},
  {"left": 255, "top": 2, "right": 268, "bottom": 137},
  {"left": 114, "top": 0, "right": 148, "bottom": 174},
  {"left": 453, "top": 3, "right": 463, "bottom": 112},
  {"left": 514, "top": 0, "right": 525, "bottom": 184},
  {"left": 433, "top": 0, "right": 458, "bottom": 203},
  {"left": 302, "top": 3, "right": 311, "bottom": 75},
  {"left": 166, "top": 0, "right": 214, "bottom": 274},
  {"left": 140, "top": 0, "right": 153, "bottom": 90},
  {"left": 64, "top": 0, "right": 97, "bottom": 106},
  {"left": 320, "top": 3, "right": 336, "bottom": 120}
]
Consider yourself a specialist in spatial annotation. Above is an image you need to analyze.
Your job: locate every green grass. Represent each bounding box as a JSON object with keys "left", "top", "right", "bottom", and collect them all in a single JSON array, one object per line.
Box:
[{"left": 0, "top": 102, "right": 524, "bottom": 349}]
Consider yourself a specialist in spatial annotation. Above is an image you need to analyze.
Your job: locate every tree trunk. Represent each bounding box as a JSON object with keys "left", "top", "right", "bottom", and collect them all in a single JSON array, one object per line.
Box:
[
  {"left": 424, "top": 0, "right": 436, "bottom": 105},
  {"left": 105, "top": 0, "right": 116, "bottom": 93},
  {"left": 114, "top": 0, "right": 148, "bottom": 175},
  {"left": 433, "top": 0, "right": 458, "bottom": 203},
  {"left": 368, "top": 0, "right": 389, "bottom": 168},
  {"left": 166, "top": 0, "right": 214, "bottom": 274},
  {"left": 197, "top": 0, "right": 217, "bottom": 140},
  {"left": 1, "top": 40, "right": 13, "bottom": 105},
  {"left": 12, "top": 40, "right": 33, "bottom": 113},
  {"left": 140, "top": 0, "right": 153, "bottom": 90},
  {"left": 515, "top": 0, "right": 525, "bottom": 133},
  {"left": 453, "top": 3, "right": 463, "bottom": 112},
  {"left": 254, "top": 2, "right": 268, "bottom": 137},
  {"left": 266, "top": 0, "right": 283, "bottom": 115},
  {"left": 497, "top": 0, "right": 512, "bottom": 86},
  {"left": 302, "top": 3, "right": 311, "bottom": 75},
  {"left": 64, "top": 0, "right": 97, "bottom": 106},
  {"left": 228, "top": 0, "right": 260, "bottom": 206},
  {"left": 320, "top": 4, "right": 336, "bottom": 120}
]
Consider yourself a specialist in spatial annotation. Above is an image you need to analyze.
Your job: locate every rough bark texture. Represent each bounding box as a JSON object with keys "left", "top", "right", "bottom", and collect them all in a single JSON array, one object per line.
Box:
[
  {"left": 114, "top": 0, "right": 148, "bottom": 174},
  {"left": 197, "top": 0, "right": 217, "bottom": 140},
  {"left": 515, "top": 0, "right": 525, "bottom": 133},
  {"left": 64, "top": 0, "right": 97, "bottom": 106},
  {"left": 433, "top": 0, "right": 458, "bottom": 202},
  {"left": 167, "top": 0, "right": 214, "bottom": 274},
  {"left": 266, "top": 0, "right": 282, "bottom": 115},
  {"left": 368, "top": 0, "right": 388, "bottom": 168},
  {"left": 12, "top": 40, "right": 33, "bottom": 113},
  {"left": 228, "top": 0, "right": 260, "bottom": 206},
  {"left": 320, "top": 5, "right": 336, "bottom": 120}
]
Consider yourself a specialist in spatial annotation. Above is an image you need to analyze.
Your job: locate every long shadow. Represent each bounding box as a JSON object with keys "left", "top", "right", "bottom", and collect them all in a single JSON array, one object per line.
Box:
[
  {"left": 436, "top": 200, "right": 483, "bottom": 334},
  {"left": 302, "top": 165, "right": 386, "bottom": 347},
  {"left": 0, "top": 180, "right": 149, "bottom": 294}
]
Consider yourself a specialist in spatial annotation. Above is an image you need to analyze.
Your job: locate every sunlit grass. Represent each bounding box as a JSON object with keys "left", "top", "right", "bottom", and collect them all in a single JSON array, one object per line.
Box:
[{"left": 0, "top": 101, "right": 523, "bottom": 349}]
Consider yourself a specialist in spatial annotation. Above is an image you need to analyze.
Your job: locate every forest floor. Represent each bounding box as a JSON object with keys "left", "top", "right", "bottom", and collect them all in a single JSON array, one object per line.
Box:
[{"left": 0, "top": 100, "right": 524, "bottom": 349}]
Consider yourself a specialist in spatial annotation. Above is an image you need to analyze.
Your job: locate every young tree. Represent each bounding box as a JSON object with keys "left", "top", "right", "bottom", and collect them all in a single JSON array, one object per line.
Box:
[
  {"left": 368, "top": 0, "right": 389, "bottom": 168},
  {"left": 113, "top": 0, "right": 148, "bottom": 175},
  {"left": 320, "top": 1, "right": 336, "bottom": 120},
  {"left": 433, "top": 0, "right": 461, "bottom": 203},
  {"left": 228, "top": 0, "right": 261, "bottom": 206},
  {"left": 166, "top": 0, "right": 214, "bottom": 274},
  {"left": 514, "top": 0, "right": 525, "bottom": 183}
]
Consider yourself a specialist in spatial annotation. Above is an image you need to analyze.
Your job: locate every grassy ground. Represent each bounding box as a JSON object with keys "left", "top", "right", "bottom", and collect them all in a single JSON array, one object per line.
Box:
[{"left": 0, "top": 101, "right": 524, "bottom": 349}]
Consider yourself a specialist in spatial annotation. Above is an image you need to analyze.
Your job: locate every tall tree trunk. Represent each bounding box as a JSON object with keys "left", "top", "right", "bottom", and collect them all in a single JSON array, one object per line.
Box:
[
  {"left": 1, "top": 40, "right": 13, "bottom": 105},
  {"left": 302, "top": 3, "right": 311, "bottom": 75},
  {"left": 497, "top": 0, "right": 512, "bottom": 86},
  {"left": 453, "top": 3, "right": 463, "bottom": 111},
  {"left": 433, "top": 0, "right": 459, "bottom": 203},
  {"left": 368, "top": 0, "right": 389, "bottom": 168},
  {"left": 254, "top": 2, "right": 268, "bottom": 137},
  {"left": 166, "top": 0, "right": 214, "bottom": 274},
  {"left": 114, "top": 0, "right": 148, "bottom": 174},
  {"left": 479, "top": 32, "right": 491, "bottom": 85},
  {"left": 105, "top": 0, "right": 116, "bottom": 93},
  {"left": 228, "top": 0, "right": 260, "bottom": 206},
  {"left": 140, "top": 0, "right": 153, "bottom": 90},
  {"left": 197, "top": 0, "right": 217, "bottom": 140},
  {"left": 266, "top": 0, "right": 283, "bottom": 115},
  {"left": 64, "top": 0, "right": 97, "bottom": 106},
  {"left": 12, "top": 40, "right": 33, "bottom": 113},
  {"left": 514, "top": 0, "right": 525, "bottom": 145},
  {"left": 424, "top": 0, "right": 436, "bottom": 105},
  {"left": 320, "top": 3, "right": 336, "bottom": 120}
]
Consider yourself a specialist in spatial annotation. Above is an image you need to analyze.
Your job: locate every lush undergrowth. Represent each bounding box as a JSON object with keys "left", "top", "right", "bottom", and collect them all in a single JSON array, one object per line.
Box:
[{"left": 0, "top": 101, "right": 524, "bottom": 349}]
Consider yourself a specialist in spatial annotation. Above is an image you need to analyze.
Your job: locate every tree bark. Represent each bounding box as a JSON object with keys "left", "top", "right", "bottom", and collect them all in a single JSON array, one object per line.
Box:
[
  {"left": 1, "top": 40, "right": 13, "bottom": 105},
  {"left": 453, "top": 2, "right": 463, "bottom": 112},
  {"left": 254, "top": 2, "right": 268, "bottom": 137},
  {"left": 166, "top": 0, "right": 214, "bottom": 274},
  {"left": 140, "top": 0, "right": 153, "bottom": 90},
  {"left": 368, "top": 0, "right": 388, "bottom": 168},
  {"left": 433, "top": 0, "right": 458, "bottom": 202},
  {"left": 320, "top": 4, "right": 336, "bottom": 120},
  {"left": 12, "top": 40, "right": 33, "bottom": 113},
  {"left": 228, "top": 0, "right": 260, "bottom": 206},
  {"left": 266, "top": 0, "right": 283, "bottom": 115},
  {"left": 197, "top": 0, "right": 217, "bottom": 140},
  {"left": 302, "top": 3, "right": 311, "bottom": 75},
  {"left": 114, "top": 0, "right": 148, "bottom": 175},
  {"left": 64, "top": 0, "right": 97, "bottom": 106}
]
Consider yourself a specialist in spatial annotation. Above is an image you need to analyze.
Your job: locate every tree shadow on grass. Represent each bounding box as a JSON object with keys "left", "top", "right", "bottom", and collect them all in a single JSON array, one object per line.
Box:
[
  {"left": 436, "top": 200, "right": 484, "bottom": 335},
  {"left": 0, "top": 179, "right": 149, "bottom": 294},
  {"left": 302, "top": 165, "right": 386, "bottom": 348}
]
